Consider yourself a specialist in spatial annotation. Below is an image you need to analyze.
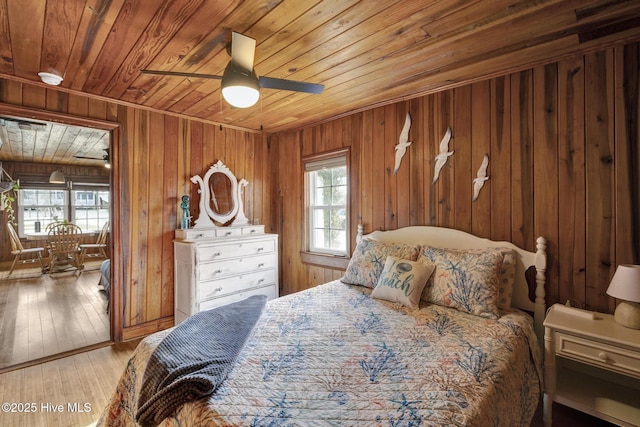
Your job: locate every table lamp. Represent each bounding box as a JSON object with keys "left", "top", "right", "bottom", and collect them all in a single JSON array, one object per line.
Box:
[{"left": 606, "top": 264, "right": 640, "bottom": 329}]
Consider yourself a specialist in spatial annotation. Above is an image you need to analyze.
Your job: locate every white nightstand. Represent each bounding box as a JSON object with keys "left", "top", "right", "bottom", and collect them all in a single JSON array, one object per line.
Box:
[{"left": 543, "top": 304, "right": 640, "bottom": 427}]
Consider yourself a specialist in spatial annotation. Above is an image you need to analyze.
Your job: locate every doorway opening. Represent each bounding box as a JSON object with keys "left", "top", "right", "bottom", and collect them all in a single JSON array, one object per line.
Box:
[{"left": 0, "top": 103, "right": 121, "bottom": 373}]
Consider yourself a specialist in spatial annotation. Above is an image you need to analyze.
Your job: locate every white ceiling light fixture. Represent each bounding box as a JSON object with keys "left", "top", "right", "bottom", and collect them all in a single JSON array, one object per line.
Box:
[
  {"left": 38, "top": 72, "right": 63, "bottom": 86},
  {"left": 49, "top": 170, "right": 66, "bottom": 184},
  {"left": 221, "top": 62, "right": 260, "bottom": 108}
]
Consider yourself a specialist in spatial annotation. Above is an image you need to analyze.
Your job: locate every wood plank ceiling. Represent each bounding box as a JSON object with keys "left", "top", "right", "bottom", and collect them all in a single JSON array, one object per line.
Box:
[
  {"left": 0, "top": 0, "right": 639, "bottom": 140},
  {"left": 0, "top": 116, "right": 109, "bottom": 165}
]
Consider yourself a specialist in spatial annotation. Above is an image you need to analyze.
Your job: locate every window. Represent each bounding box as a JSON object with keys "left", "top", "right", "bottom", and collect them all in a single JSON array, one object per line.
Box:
[
  {"left": 304, "top": 152, "right": 348, "bottom": 256},
  {"left": 17, "top": 185, "right": 110, "bottom": 236},
  {"left": 72, "top": 189, "right": 110, "bottom": 231},
  {"left": 19, "top": 189, "right": 68, "bottom": 234}
]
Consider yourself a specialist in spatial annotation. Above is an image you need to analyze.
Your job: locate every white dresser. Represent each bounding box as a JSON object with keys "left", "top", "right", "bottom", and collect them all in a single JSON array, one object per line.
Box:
[{"left": 174, "top": 229, "right": 279, "bottom": 324}]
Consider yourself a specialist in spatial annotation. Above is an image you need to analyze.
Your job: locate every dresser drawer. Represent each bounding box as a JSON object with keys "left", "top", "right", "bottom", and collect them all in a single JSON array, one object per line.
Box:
[
  {"left": 197, "top": 239, "right": 276, "bottom": 262},
  {"left": 199, "top": 269, "right": 277, "bottom": 300},
  {"left": 199, "top": 253, "right": 276, "bottom": 281},
  {"left": 242, "top": 225, "right": 265, "bottom": 235},
  {"left": 175, "top": 227, "right": 243, "bottom": 240},
  {"left": 556, "top": 332, "right": 640, "bottom": 379},
  {"left": 199, "top": 284, "right": 278, "bottom": 312}
]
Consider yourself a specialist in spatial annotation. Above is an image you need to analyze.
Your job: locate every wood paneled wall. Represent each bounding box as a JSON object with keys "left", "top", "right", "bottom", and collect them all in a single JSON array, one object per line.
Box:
[
  {"left": 0, "top": 40, "right": 637, "bottom": 343},
  {"left": 276, "top": 42, "right": 640, "bottom": 314},
  {"left": 0, "top": 79, "right": 278, "bottom": 340}
]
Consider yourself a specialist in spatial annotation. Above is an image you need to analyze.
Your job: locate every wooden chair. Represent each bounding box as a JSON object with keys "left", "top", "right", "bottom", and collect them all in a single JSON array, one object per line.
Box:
[
  {"left": 6, "top": 222, "right": 46, "bottom": 276},
  {"left": 45, "top": 221, "right": 62, "bottom": 232},
  {"left": 79, "top": 221, "right": 109, "bottom": 265},
  {"left": 46, "top": 223, "right": 84, "bottom": 272}
]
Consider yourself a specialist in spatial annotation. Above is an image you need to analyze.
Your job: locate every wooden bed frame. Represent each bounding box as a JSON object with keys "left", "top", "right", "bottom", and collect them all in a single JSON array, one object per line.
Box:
[{"left": 356, "top": 224, "right": 547, "bottom": 346}]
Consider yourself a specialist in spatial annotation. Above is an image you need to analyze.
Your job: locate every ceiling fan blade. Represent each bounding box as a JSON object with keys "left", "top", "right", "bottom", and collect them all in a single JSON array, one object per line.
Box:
[
  {"left": 259, "top": 76, "right": 324, "bottom": 94},
  {"left": 74, "top": 156, "right": 103, "bottom": 160},
  {"left": 141, "top": 69, "right": 222, "bottom": 79},
  {"left": 74, "top": 149, "right": 109, "bottom": 161},
  {"left": 231, "top": 32, "right": 256, "bottom": 71}
]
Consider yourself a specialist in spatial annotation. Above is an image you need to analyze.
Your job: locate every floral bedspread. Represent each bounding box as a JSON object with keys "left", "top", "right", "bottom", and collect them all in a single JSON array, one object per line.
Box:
[{"left": 98, "top": 280, "right": 542, "bottom": 427}]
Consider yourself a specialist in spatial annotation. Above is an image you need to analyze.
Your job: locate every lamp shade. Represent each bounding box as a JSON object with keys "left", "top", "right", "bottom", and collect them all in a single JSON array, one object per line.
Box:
[
  {"left": 607, "top": 264, "right": 640, "bottom": 329},
  {"left": 221, "top": 62, "right": 260, "bottom": 108},
  {"left": 49, "top": 170, "right": 65, "bottom": 184},
  {"left": 607, "top": 264, "right": 640, "bottom": 303}
]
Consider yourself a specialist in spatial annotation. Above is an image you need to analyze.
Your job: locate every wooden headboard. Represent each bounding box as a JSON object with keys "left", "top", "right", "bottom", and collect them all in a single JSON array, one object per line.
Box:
[{"left": 356, "top": 225, "right": 547, "bottom": 345}]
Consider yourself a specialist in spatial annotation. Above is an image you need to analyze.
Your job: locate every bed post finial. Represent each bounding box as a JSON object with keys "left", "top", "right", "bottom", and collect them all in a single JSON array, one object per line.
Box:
[
  {"left": 356, "top": 224, "right": 364, "bottom": 244},
  {"left": 534, "top": 236, "right": 547, "bottom": 347}
]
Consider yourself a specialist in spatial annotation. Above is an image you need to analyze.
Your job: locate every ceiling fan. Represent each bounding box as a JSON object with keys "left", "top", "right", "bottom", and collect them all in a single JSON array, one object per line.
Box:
[
  {"left": 141, "top": 32, "right": 324, "bottom": 108},
  {"left": 74, "top": 148, "right": 110, "bottom": 168}
]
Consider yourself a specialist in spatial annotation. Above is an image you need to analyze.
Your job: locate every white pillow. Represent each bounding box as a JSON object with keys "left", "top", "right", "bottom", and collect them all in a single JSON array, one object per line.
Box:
[{"left": 371, "top": 256, "right": 435, "bottom": 309}]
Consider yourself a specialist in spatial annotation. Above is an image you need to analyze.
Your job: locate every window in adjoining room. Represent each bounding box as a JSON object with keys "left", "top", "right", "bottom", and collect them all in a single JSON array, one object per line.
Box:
[
  {"left": 72, "top": 189, "right": 110, "bottom": 232},
  {"left": 17, "top": 184, "right": 110, "bottom": 236},
  {"left": 19, "top": 189, "right": 68, "bottom": 234},
  {"left": 304, "top": 150, "right": 349, "bottom": 257}
]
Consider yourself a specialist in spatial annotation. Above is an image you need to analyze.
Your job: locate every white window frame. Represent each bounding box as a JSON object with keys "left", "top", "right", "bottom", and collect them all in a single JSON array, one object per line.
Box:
[
  {"left": 18, "top": 188, "right": 69, "bottom": 235},
  {"left": 17, "top": 184, "right": 110, "bottom": 237},
  {"left": 71, "top": 188, "right": 110, "bottom": 232},
  {"left": 304, "top": 151, "right": 349, "bottom": 257}
]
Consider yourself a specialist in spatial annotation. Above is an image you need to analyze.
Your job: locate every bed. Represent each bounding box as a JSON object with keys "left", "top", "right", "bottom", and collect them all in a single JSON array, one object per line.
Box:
[
  {"left": 99, "top": 259, "right": 111, "bottom": 313},
  {"left": 98, "top": 225, "right": 547, "bottom": 427}
]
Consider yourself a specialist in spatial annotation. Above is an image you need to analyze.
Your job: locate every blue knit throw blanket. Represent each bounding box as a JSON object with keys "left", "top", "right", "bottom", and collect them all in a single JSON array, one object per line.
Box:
[{"left": 135, "top": 295, "right": 267, "bottom": 426}]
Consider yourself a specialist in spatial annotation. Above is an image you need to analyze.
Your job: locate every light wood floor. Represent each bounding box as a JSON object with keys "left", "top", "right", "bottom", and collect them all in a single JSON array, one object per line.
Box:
[
  {"left": 0, "top": 261, "right": 110, "bottom": 370},
  {"left": 0, "top": 339, "right": 139, "bottom": 427}
]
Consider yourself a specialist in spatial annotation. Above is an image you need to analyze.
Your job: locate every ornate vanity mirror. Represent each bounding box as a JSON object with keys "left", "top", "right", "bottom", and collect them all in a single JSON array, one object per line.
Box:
[{"left": 188, "top": 160, "right": 251, "bottom": 231}]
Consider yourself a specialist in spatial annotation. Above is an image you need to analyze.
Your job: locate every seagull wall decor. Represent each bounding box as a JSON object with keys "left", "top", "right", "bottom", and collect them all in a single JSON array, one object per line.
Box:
[
  {"left": 432, "top": 127, "right": 453, "bottom": 184},
  {"left": 472, "top": 154, "right": 490, "bottom": 202},
  {"left": 394, "top": 112, "right": 412, "bottom": 174}
]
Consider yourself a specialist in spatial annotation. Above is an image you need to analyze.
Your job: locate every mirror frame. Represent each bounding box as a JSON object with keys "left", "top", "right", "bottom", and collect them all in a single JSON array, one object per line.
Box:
[{"left": 191, "top": 160, "right": 240, "bottom": 227}]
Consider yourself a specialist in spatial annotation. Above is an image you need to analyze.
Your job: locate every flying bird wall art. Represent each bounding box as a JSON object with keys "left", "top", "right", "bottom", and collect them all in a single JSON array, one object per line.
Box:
[
  {"left": 394, "top": 112, "right": 412, "bottom": 174},
  {"left": 432, "top": 127, "right": 453, "bottom": 184},
  {"left": 472, "top": 154, "right": 490, "bottom": 202}
]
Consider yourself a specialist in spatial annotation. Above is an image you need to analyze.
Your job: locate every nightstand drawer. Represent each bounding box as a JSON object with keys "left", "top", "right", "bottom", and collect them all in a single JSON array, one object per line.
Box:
[{"left": 556, "top": 332, "right": 640, "bottom": 379}]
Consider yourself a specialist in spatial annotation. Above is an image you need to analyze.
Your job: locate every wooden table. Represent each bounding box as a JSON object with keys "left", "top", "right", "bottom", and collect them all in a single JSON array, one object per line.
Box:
[{"left": 26, "top": 231, "right": 98, "bottom": 241}]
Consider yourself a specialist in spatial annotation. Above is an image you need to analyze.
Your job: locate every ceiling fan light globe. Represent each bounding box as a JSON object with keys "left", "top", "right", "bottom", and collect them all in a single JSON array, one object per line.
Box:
[
  {"left": 221, "top": 61, "right": 260, "bottom": 108},
  {"left": 222, "top": 85, "right": 259, "bottom": 108}
]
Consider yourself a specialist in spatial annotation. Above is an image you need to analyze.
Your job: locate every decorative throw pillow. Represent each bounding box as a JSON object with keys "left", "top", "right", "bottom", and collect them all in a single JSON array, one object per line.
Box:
[
  {"left": 418, "top": 246, "right": 504, "bottom": 319},
  {"left": 496, "top": 248, "right": 517, "bottom": 310},
  {"left": 371, "top": 257, "right": 435, "bottom": 309},
  {"left": 341, "top": 239, "right": 421, "bottom": 288}
]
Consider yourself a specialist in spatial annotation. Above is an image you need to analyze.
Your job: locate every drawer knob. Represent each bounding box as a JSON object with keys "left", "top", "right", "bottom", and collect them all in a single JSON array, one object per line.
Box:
[
  {"left": 225, "top": 231, "right": 232, "bottom": 236},
  {"left": 258, "top": 263, "right": 264, "bottom": 268},
  {"left": 214, "top": 269, "right": 223, "bottom": 274},
  {"left": 250, "top": 229, "right": 256, "bottom": 233},
  {"left": 214, "top": 287, "right": 222, "bottom": 292},
  {"left": 598, "top": 351, "right": 608, "bottom": 361},
  {"left": 195, "top": 233, "right": 204, "bottom": 238},
  {"left": 257, "top": 278, "right": 264, "bottom": 284},
  {"left": 257, "top": 247, "right": 264, "bottom": 252},
  {"left": 213, "top": 252, "right": 222, "bottom": 257}
]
